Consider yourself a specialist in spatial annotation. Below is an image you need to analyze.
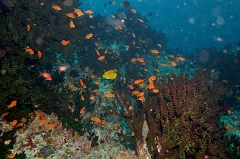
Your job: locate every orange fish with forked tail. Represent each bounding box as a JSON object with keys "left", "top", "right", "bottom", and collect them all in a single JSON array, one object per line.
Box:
[
  {"left": 74, "top": 9, "right": 84, "bottom": 17},
  {"left": 39, "top": 72, "right": 52, "bottom": 81},
  {"left": 45, "top": 123, "right": 56, "bottom": 131},
  {"left": 61, "top": 40, "right": 70, "bottom": 46},
  {"left": 84, "top": 10, "right": 94, "bottom": 14},
  {"left": 91, "top": 117, "right": 102, "bottom": 123},
  {"left": 25, "top": 47, "right": 34, "bottom": 55},
  {"left": 66, "top": 13, "right": 76, "bottom": 18},
  {"left": 52, "top": 5, "right": 62, "bottom": 11},
  {"left": 150, "top": 49, "right": 159, "bottom": 54},
  {"left": 86, "top": 33, "right": 93, "bottom": 39},
  {"left": 98, "top": 55, "right": 105, "bottom": 61},
  {"left": 11, "top": 120, "right": 18, "bottom": 127},
  {"left": 176, "top": 57, "right": 185, "bottom": 62}
]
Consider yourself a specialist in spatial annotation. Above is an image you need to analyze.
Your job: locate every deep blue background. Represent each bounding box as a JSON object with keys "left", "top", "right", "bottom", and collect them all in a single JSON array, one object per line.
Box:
[{"left": 81, "top": 0, "right": 240, "bottom": 53}]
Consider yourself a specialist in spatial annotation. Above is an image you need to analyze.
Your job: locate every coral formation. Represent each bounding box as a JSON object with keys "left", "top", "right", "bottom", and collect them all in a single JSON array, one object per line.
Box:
[
  {"left": 112, "top": 67, "right": 228, "bottom": 158},
  {"left": 8, "top": 110, "right": 137, "bottom": 158}
]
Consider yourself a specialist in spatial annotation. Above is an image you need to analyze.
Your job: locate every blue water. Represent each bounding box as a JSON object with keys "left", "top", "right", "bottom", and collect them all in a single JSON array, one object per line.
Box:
[{"left": 81, "top": 0, "right": 240, "bottom": 52}]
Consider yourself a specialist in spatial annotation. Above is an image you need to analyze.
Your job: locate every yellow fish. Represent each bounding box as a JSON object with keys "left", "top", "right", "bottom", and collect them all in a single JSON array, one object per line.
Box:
[{"left": 102, "top": 69, "right": 118, "bottom": 80}]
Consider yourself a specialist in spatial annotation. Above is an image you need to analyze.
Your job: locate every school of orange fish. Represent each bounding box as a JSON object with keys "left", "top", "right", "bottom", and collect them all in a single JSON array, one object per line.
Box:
[{"left": 3, "top": 2, "right": 238, "bottom": 158}]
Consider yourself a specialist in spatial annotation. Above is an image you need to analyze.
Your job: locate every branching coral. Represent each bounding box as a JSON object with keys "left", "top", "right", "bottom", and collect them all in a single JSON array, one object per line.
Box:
[{"left": 112, "top": 67, "right": 228, "bottom": 158}]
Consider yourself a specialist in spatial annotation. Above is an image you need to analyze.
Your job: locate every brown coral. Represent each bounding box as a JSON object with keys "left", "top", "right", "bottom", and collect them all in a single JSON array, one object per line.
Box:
[{"left": 112, "top": 67, "right": 228, "bottom": 158}]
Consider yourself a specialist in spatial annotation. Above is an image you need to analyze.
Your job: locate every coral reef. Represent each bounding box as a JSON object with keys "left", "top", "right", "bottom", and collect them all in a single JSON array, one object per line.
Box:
[
  {"left": 9, "top": 110, "right": 137, "bottom": 158},
  {"left": 112, "top": 67, "right": 228, "bottom": 158}
]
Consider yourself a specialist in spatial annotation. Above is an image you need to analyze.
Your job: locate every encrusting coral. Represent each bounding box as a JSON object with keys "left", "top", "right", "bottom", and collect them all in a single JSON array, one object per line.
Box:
[{"left": 112, "top": 67, "right": 228, "bottom": 158}]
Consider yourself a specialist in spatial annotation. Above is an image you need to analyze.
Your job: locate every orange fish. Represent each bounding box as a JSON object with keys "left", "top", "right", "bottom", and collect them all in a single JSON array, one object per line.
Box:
[
  {"left": 149, "top": 76, "right": 156, "bottom": 81},
  {"left": 1, "top": 112, "right": 9, "bottom": 117},
  {"left": 115, "top": 25, "right": 123, "bottom": 31},
  {"left": 91, "top": 117, "right": 102, "bottom": 123},
  {"left": 7, "top": 153, "right": 15, "bottom": 159},
  {"left": 146, "top": 83, "right": 155, "bottom": 89},
  {"left": 25, "top": 47, "right": 34, "bottom": 55},
  {"left": 227, "top": 109, "right": 231, "bottom": 114},
  {"left": 138, "top": 96, "right": 145, "bottom": 102},
  {"left": 39, "top": 72, "right": 52, "bottom": 81},
  {"left": 138, "top": 18, "right": 144, "bottom": 23},
  {"left": 128, "top": 106, "right": 133, "bottom": 111},
  {"left": 27, "top": 24, "right": 30, "bottom": 31},
  {"left": 170, "top": 61, "right": 177, "bottom": 66},
  {"left": 161, "top": 64, "right": 167, "bottom": 66},
  {"left": 58, "top": 65, "right": 69, "bottom": 72},
  {"left": 68, "top": 105, "right": 73, "bottom": 110},
  {"left": 80, "top": 106, "right": 86, "bottom": 114},
  {"left": 74, "top": 118, "right": 79, "bottom": 122},
  {"left": 61, "top": 40, "right": 70, "bottom": 46},
  {"left": 131, "top": 58, "right": 138, "bottom": 63},
  {"left": 131, "top": 131, "right": 135, "bottom": 136},
  {"left": 137, "top": 92, "right": 144, "bottom": 97},
  {"left": 66, "top": 13, "right": 76, "bottom": 18},
  {"left": 104, "top": 93, "right": 115, "bottom": 98},
  {"left": 79, "top": 79, "right": 84, "bottom": 87},
  {"left": 95, "top": 49, "right": 101, "bottom": 56},
  {"left": 224, "top": 125, "right": 236, "bottom": 131},
  {"left": 86, "top": 33, "right": 93, "bottom": 39},
  {"left": 16, "top": 122, "right": 24, "bottom": 127},
  {"left": 74, "top": 8, "right": 84, "bottom": 17},
  {"left": 81, "top": 95, "right": 85, "bottom": 101},
  {"left": 176, "top": 56, "right": 185, "bottom": 62},
  {"left": 138, "top": 58, "right": 145, "bottom": 63},
  {"left": 69, "top": 20, "right": 76, "bottom": 28},
  {"left": 11, "top": 120, "right": 17, "bottom": 127},
  {"left": 98, "top": 55, "right": 105, "bottom": 61},
  {"left": 131, "top": 8, "right": 136, "bottom": 13},
  {"left": 134, "top": 79, "right": 144, "bottom": 85},
  {"left": 95, "top": 80, "right": 99, "bottom": 85},
  {"left": 37, "top": 50, "right": 42, "bottom": 58},
  {"left": 46, "top": 123, "right": 56, "bottom": 131},
  {"left": 7, "top": 100, "right": 17, "bottom": 109},
  {"left": 102, "top": 119, "right": 107, "bottom": 124},
  {"left": 84, "top": 10, "right": 94, "bottom": 14},
  {"left": 131, "top": 90, "right": 140, "bottom": 96},
  {"left": 152, "top": 88, "right": 159, "bottom": 93},
  {"left": 92, "top": 89, "right": 98, "bottom": 93},
  {"left": 52, "top": 5, "right": 62, "bottom": 11},
  {"left": 40, "top": 119, "right": 47, "bottom": 125},
  {"left": 150, "top": 49, "right": 159, "bottom": 54},
  {"left": 114, "top": 123, "right": 119, "bottom": 129},
  {"left": 104, "top": 49, "right": 108, "bottom": 54}
]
